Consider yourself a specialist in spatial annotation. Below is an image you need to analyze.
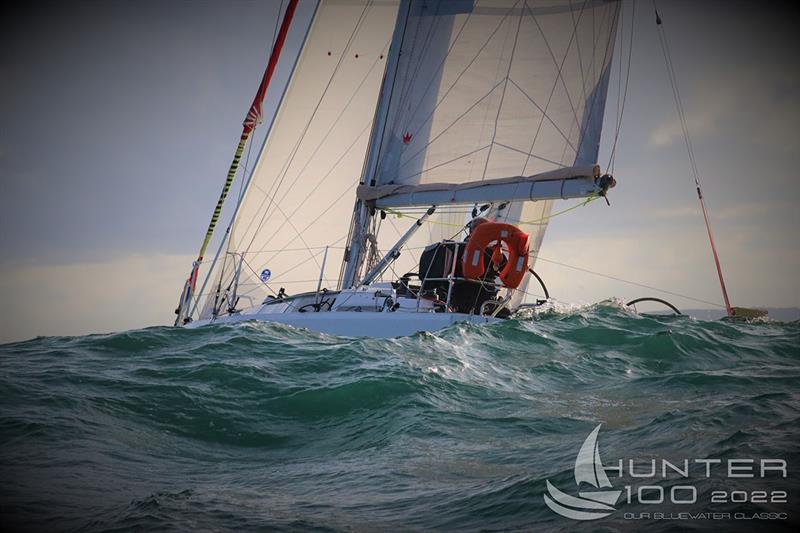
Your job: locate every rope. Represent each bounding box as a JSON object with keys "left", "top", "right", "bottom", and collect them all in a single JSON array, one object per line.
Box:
[
  {"left": 481, "top": 10, "right": 524, "bottom": 181},
  {"left": 239, "top": 1, "right": 374, "bottom": 257},
  {"left": 534, "top": 255, "right": 724, "bottom": 308},
  {"left": 653, "top": 0, "right": 733, "bottom": 316},
  {"left": 654, "top": 1, "right": 700, "bottom": 190},
  {"left": 262, "top": 41, "right": 390, "bottom": 233},
  {"left": 381, "top": 194, "right": 597, "bottom": 229},
  {"left": 519, "top": 195, "right": 598, "bottom": 225},
  {"left": 606, "top": 0, "right": 635, "bottom": 173},
  {"left": 397, "top": 3, "right": 517, "bottom": 149},
  {"left": 520, "top": 0, "right": 586, "bottom": 171}
]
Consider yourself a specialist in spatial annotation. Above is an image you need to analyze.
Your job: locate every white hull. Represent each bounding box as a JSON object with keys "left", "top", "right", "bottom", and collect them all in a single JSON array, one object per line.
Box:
[{"left": 185, "top": 310, "right": 500, "bottom": 338}]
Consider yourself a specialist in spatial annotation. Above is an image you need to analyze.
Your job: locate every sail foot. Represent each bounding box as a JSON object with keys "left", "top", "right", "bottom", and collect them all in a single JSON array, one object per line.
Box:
[{"left": 359, "top": 165, "right": 606, "bottom": 208}]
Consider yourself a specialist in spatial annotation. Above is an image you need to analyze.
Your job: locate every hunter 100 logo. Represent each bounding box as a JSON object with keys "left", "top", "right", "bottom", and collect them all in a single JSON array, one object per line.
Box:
[{"left": 544, "top": 425, "right": 789, "bottom": 522}]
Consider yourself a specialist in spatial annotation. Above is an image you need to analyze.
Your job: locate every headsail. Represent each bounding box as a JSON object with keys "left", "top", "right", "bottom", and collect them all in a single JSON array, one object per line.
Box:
[
  {"left": 194, "top": 0, "right": 401, "bottom": 321},
  {"left": 182, "top": 0, "right": 620, "bottom": 322},
  {"left": 174, "top": 0, "right": 300, "bottom": 325},
  {"left": 350, "top": 0, "right": 620, "bottom": 305}
]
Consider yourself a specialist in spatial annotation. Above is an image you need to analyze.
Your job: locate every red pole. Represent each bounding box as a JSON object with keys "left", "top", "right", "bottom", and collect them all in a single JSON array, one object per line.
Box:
[
  {"left": 697, "top": 187, "right": 733, "bottom": 317},
  {"left": 175, "top": 0, "right": 299, "bottom": 325},
  {"left": 244, "top": 0, "right": 299, "bottom": 134}
]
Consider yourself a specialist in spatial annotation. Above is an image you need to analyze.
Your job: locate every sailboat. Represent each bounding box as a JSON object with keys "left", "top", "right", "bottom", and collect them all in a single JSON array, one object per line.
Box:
[{"left": 173, "top": 0, "right": 624, "bottom": 337}]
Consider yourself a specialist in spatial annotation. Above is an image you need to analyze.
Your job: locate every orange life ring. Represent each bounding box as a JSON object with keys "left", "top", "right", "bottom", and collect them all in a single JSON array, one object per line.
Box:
[{"left": 462, "top": 222, "right": 530, "bottom": 289}]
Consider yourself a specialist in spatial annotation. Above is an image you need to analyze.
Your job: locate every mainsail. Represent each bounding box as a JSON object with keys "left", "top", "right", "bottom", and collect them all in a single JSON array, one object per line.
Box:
[{"left": 346, "top": 0, "right": 620, "bottom": 304}]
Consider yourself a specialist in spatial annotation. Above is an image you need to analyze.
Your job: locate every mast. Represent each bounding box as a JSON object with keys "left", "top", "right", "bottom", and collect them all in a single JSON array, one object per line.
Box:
[
  {"left": 174, "top": 0, "right": 299, "bottom": 325},
  {"left": 361, "top": 206, "right": 436, "bottom": 286},
  {"left": 340, "top": 0, "right": 412, "bottom": 289}
]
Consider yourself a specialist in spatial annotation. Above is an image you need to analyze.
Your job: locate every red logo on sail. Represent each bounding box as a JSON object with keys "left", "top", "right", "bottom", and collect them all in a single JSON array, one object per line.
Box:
[{"left": 402, "top": 132, "right": 412, "bottom": 144}]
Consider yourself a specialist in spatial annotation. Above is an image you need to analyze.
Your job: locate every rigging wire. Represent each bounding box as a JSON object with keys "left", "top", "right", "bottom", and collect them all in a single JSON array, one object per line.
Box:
[
  {"left": 224, "top": 2, "right": 384, "bottom": 292},
  {"left": 264, "top": 40, "right": 390, "bottom": 225},
  {"left": 235, "top": 234, "right": 350, "bottom": 302},
  {"left": 197, "top": 3, "right": 625, "bottom": 317},
  {"left": 382, "top": 195, "right": 598, "bottom": 229},
  {"left": 652, "top": 0, "right": 733, "bottom": 316},
  {"left": 187, "top": 0, "right": 296, "bottom": 320},
  {"left": 385, "top": 214, "right": 418, "bottom": 266},
  {"left": 396, "top": 3, "right": 509, "bottom": 141},
  {"left": 613, "top": 0, "right": 623, "bottom": 168},
  {"left": 271, "top": 1, "right": 287, "bottom": 51},
  {"left": 213, "top": 55, "right": 269, "bottom": 311},
  {"left": 606, "top": 0, "right": 635, "bottom": 173},
  {"left": 239, "top": 1, "right": 375, "bottom": 257},
  {"left": 211, "top": 108, "right": 262, "bottom": 315},
  {"left": 569, "top": 0, "right": 590, "bottom": 107},
  {"left": 257, "top": 183, "right": 359, "bottom": 270},
  {"left": 481, "top": 10, "right": 524, "bottom": 181},
  {"left": 534, "top": 255, "right": 724, "bottom": 308},
  {"left": 244, "top": 119, "right": 373, "bottom": 257},
  {"left": 520, "top": 0, "right": 589, "bottom": 172}
]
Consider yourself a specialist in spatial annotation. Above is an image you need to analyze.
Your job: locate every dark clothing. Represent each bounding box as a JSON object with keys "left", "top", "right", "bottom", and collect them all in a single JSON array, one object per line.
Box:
[{"left": 418, "top": 240, "right": 499, "bottom": 314}]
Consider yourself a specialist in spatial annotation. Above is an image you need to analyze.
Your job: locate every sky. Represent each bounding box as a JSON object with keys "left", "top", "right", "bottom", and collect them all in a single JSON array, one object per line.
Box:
[{"left": 1, "top": 0, "right": 798, "bottom": 342}]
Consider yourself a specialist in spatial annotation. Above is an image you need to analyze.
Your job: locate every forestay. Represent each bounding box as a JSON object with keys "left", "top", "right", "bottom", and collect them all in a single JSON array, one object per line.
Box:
[{"left": 196, "top": 0, "right": 400, "bottom": 320}]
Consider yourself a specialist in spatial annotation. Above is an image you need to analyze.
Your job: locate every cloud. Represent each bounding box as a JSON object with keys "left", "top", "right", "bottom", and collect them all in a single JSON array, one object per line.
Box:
[
  {"left": 651, "top": 202, "right": 776, "bottom": 222},
  {"left": 648, "top": 65, "right": 800, "bottom": 151},
  {"left": 649, "top": 110, "right": 718, "bottom": 147},
  {"left": 650, "top": 205, "right": 701, "bottom": 219},
  {"left": 0, "top": 254, "right": 193, "bottom": 343},
  {"left": 533, "top": 225, "right": 800, "bottom": 312}
]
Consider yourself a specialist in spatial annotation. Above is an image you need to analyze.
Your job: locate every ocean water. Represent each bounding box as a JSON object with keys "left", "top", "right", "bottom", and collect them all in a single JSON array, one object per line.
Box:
[{"left": 1, "top": 301, "right": 798, "bottom": 532}]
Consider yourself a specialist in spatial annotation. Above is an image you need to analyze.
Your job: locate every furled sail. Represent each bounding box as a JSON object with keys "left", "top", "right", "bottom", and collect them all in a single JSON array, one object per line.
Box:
[
  {"left": 361, "top": 0, "right": 620, "bottom": 305},
  {"left": 195, "top": 0, "right": 400, "bottom": 320}
]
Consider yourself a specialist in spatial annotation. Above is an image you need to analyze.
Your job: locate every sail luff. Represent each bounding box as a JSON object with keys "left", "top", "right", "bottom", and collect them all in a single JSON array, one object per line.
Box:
[
  {"left": 174, "top": 0, "right": 300, "bottom": 325},
  {"left": 197, "top": 0, "right": 299, "bottom": 264},
  {"left": 340, "top": 0, "right": 412, "bottom": 289},
  {"left": 187, "top": 1, "right": 321, "bottom": 322},
  {"left": 198, "top": 1, "right": 402, "bottom": 312}
]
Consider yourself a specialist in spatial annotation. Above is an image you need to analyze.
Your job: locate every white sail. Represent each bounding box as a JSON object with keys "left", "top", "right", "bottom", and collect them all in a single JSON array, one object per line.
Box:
[
  {"left": 190, "top": 0, "right": 620, "bottom": 322},
  {"left": 196, "top": 0, "right": 400, "bottom": 319},
  {"left": 359, "top": 0, "right": 620, "bottom": 305}
]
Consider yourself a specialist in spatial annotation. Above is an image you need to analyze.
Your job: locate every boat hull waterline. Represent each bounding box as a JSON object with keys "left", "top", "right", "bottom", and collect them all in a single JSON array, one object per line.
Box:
[{"left": 185, "top": 311, "right": 500, "bottom": 338}]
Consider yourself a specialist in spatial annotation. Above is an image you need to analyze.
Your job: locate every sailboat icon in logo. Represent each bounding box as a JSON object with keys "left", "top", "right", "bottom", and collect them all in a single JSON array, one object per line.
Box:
[{"left": 544, "top": 424, "right": 621, "bottom": 520}]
